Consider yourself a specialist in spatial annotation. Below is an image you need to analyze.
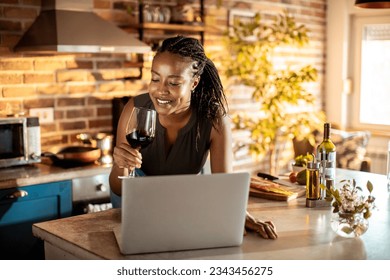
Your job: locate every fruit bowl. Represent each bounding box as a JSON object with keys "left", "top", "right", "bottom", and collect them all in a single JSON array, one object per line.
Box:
[{"left": 291, "top": 163, "right": 306, "bottom": 173}]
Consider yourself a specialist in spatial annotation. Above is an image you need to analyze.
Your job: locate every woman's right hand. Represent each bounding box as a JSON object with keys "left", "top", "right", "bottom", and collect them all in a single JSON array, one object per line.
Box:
[{"left": 112, "top": 143, "right": 143, "bottom": 172}]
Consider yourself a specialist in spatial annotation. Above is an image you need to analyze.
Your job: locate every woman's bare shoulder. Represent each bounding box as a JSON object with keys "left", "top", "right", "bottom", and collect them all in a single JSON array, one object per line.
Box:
[
  {"left": 210, "top": 115, "right": 232, "bottom": 139},
  {"left": 121, "top": 98, "right": 135, "bottom": 119}
]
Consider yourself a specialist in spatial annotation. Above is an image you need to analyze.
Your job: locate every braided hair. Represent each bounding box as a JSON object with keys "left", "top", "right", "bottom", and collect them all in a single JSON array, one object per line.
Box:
[{"left": 156, "top": 35, "right": 228, "bottom": 131}]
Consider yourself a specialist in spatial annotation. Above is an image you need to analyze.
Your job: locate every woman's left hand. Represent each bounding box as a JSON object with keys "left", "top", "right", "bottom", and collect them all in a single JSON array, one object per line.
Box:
[{"left": 244, "top": 211, "right": 278, "bottom": 239}]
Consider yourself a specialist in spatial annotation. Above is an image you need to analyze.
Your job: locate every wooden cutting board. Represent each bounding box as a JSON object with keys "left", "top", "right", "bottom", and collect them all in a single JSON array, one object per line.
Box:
[{"left": 249, "top": 179, "right": 306, "bottom": 201}]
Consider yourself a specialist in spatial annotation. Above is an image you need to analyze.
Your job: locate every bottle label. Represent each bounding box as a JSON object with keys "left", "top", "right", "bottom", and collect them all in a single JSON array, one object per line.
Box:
[
  {"left": 317, "top": 151, "right": 336, "bottom": 163},
  {"left": 317, "top": 151, "right": 336, "bottom": 197},
  {"left": 327, "top": 151, "right": 336, "bottom": 162},
  {"left": 323, "top": 165, "right": 335, "bottom": 180}
]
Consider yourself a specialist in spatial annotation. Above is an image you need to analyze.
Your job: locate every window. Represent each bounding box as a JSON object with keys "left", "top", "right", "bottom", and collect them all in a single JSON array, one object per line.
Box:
[{"left": 351, "top": 16, "right": 390, "bottom": 132}]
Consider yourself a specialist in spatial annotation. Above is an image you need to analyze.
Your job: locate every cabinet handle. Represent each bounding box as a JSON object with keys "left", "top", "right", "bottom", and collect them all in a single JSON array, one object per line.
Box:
[
  {"left": 7, "top": 190, "right": 28, "bottom": 199},
  {"left": 96, "top": 183, "right": 107, "bottom": 192}
]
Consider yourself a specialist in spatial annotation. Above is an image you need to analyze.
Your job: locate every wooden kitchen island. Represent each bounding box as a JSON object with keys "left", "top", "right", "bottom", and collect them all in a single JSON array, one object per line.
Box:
[{"left": 32, "top": 169, "right": 390, "bottom": 260}]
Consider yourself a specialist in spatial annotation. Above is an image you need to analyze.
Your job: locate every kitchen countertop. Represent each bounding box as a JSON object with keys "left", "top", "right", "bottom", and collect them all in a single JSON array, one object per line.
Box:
[
  {"left": 0, "top": 161, "right": 112, "bottom": 190},
  {"left": 32, "top": 169, "right": 390, "bottom": 260}
]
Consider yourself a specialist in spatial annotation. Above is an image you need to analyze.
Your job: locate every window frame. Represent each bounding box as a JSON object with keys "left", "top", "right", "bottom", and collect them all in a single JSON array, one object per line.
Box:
[{"left": 350, "top": 15, "right": 390, "bottom": 133}]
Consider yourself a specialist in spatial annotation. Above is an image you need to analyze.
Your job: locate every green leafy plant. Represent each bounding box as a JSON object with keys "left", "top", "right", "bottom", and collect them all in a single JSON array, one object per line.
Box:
[
  {"left": 221, "top": 11, "right": 325, "bottom": 174},
  {"left": 322, "top": 179, "right": 375, "bottom": 219},
  {"left": 293, "top": 153, "right": 314, "bottom": 167}
]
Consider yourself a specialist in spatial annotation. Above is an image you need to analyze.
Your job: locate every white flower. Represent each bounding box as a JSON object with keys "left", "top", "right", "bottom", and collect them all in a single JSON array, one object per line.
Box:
[{"left": 331, "top": 179, "right": 375, "bottom": 217}]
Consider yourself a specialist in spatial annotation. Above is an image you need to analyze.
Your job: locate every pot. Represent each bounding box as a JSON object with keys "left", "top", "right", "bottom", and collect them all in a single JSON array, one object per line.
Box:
[
  {"left": 76, "top": 133, "right": 113, "bottom": 165},
  {"left": 42, "top": 145, "right": 101, "bottom": 166}
]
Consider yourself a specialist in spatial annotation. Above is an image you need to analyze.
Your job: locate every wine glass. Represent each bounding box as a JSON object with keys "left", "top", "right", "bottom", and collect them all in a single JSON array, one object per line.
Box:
[{"left": 119, "top": 106, "right": 156, "bottom": 179}]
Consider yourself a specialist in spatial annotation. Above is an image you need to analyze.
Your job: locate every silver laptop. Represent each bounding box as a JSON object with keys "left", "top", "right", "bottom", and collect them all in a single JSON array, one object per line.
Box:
[{"left": 114, "top": 172, "right": 250, "bottom": 255}]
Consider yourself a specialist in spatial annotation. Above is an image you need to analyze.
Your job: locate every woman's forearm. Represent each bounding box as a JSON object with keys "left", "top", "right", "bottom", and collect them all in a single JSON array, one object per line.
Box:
[{"left": 109, "top": 163, "right": 123, "bottom": 196}]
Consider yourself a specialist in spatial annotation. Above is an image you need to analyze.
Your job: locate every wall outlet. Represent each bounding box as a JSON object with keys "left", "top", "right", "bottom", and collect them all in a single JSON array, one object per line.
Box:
[{"left": 29, "top": 107, "right": 54, "bottom": 124}]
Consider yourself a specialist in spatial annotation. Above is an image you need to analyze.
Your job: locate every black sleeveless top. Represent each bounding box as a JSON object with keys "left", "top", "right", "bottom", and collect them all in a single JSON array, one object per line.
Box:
[{"left": 134, "top": 93, "right": 212, "bottom": 175}]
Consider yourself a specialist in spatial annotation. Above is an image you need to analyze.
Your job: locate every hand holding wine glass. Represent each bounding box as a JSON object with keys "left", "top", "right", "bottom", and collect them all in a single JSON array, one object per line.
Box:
[{"left": 119, "top": 106, "right": 156, "bottom": 178}]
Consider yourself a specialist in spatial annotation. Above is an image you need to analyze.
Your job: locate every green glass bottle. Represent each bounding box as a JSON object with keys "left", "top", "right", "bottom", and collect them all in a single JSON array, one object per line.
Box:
[{"left": 316, "top": 123, "right": 336, "bottom": 198}]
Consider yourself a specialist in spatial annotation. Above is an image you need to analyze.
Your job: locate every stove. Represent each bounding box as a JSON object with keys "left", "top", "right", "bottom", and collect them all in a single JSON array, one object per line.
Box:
[{"left": 71, "top": 173, "right": 111, "bottom": 215}]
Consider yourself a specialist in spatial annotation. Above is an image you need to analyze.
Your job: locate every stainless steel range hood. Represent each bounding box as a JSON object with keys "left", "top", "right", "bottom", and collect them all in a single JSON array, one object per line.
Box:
[{"left": 14, "top": 0, "right": 150, "bottom": 54}]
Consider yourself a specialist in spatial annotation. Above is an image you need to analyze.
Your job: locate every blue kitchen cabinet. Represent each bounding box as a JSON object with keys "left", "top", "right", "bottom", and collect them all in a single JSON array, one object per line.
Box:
[{"left": 0, "top": 180, "right": 72, "bottom": 260}]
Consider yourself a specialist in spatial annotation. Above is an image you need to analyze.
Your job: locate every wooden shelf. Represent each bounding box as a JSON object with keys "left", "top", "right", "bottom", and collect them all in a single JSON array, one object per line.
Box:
[
  {"left": 117, "top": 0, "right": 204, "bottom": 79},
  {"left": 121, "top": 22, "right": 205, "bottom": 33},
  {"left": 141, "top": 22, "right": 205, "bottom": 32}
]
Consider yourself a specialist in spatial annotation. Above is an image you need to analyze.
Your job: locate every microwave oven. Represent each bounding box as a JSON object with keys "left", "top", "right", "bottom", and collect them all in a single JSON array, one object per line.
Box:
[{"left": 0, "top": 116, "right": 41, "bottom": 168}]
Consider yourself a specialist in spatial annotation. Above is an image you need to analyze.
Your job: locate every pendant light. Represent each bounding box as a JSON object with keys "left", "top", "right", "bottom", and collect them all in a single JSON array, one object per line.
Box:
[{"left": 355, "top": 0, "right": 390, "bottom": 8}]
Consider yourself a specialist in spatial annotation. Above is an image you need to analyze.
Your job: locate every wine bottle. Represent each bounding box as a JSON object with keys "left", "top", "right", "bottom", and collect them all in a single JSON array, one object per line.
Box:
[{"left": 316, "top": 123, "right": 336, "bottom": 199}]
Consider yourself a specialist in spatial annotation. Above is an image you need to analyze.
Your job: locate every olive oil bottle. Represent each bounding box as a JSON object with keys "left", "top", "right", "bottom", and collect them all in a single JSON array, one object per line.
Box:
[{"left": 316, "top": 123, "right": 336, "bottom": 198}]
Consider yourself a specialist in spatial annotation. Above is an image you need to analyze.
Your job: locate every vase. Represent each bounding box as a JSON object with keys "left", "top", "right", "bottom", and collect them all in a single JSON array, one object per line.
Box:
[{"left": 330, "top": 212, "right": 369, "bottom": 238}]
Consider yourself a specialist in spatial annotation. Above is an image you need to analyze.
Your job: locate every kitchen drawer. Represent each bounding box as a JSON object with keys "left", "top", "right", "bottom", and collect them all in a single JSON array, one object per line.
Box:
[{"left": 72, "top": 173, "right": 110, "bottom": 203}]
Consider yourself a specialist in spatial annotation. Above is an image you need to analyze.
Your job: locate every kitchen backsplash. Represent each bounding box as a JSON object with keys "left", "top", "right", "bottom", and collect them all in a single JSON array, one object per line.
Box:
[
  {"left": 0, "top": 53, "right": 149, "bottom": 147},
  {"left": 0, "top": 0, "right": 326, "bottom": 173}
]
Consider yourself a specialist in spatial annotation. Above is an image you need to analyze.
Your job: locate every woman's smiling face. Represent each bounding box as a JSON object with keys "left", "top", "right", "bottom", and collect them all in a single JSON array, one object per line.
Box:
[{"left": 148, "top": 52, "right": 199, "bottom": 117}]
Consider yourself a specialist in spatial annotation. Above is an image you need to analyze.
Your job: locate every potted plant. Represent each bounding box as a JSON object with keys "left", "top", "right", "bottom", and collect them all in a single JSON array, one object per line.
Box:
[
  {"left": 292, "top": 153, "right": 313, "bottom": 172},
  {"left": 322, "top": 179, "right": 375, "bottom": 238},
  {"left": 220, "top": 11, "right": 325, "bottom": 174}
]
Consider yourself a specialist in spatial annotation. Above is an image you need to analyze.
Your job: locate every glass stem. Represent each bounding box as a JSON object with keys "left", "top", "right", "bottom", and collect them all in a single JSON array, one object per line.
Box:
[{"left": 129, "top": 169, "right": 136, "bottom": 178}]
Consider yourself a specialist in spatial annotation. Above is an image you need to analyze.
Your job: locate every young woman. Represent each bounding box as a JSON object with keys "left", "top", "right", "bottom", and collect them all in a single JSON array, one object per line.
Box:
[{"left": 109, "top": 35, "right": 277, "bottom": 239}]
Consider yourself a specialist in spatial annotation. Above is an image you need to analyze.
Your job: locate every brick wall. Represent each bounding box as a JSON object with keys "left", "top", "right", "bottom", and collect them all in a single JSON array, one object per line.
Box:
[{"left": 0, "top": 0, "right": 326, "bottom": 174}]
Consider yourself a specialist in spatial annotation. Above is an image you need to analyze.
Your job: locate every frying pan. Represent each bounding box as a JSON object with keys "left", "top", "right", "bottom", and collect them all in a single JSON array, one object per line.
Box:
[{"left": 42, "top": 145, "right": 101, "bottom": 166}]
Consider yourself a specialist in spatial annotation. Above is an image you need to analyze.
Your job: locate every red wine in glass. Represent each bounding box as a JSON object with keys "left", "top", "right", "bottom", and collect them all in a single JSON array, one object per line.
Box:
[
  {"left": 119, "top": 107, "right": 156, "bottom": 178},
  {"left": 126, "top": 129, "right": 154, "bottom": 149}
]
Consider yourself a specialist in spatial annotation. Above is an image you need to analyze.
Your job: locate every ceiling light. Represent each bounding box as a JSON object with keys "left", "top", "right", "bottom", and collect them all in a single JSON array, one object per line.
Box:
[{"left": 355, "top": 0, "right": 390, "bottom": 8}]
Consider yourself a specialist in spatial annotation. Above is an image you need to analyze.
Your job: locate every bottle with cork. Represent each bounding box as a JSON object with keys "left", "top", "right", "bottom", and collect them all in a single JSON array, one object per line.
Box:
[{"left": 316, "top": 122, "right": 336, "bottom": 199}]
